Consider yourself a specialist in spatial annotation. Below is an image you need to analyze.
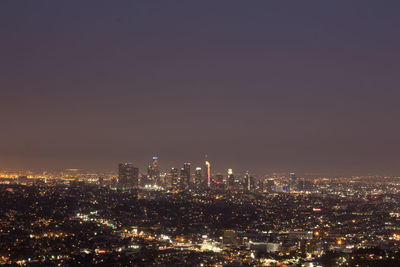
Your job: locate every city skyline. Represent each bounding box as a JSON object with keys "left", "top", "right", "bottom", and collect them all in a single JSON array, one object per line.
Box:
[{"left": 0, "top": 153, "right": 398, "bottom": 178}]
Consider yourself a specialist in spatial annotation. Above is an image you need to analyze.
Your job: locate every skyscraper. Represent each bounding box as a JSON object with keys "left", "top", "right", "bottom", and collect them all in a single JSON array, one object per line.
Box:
[
  {"left": 183, "top": 162, "right": 191, "bottom": 186},
  {"left": 179, "top": 167, "right": 186, "bottom": 188},
  {"left": 147, "top": 156, "right": 160, "bottom": 183},
  {"left": 178, "top": 162, "right": 191, "bottom": 189},
  {"left": 223, "top": 230, "right": 237, "bottom": 245},
  {"left": 118, "top": 163, "right": 139, "bottom": 188},
  {"left": 227, "top": 169, "right": 235, "bottom": 189},
  {"left": 194, "top": 167, "right": 202, "bottom": 187},
  {"left": 289, "top": 172, "right": 297, "bottom": 192},
  {"left": 245, "top": 171, "right": 250, "bottom": 191},
  {"left": 244, "top": 171, "right": 254, "bottom": 191},
  {"left": 170, "top": 167, "right": 179, "bottom": 189},
  {"left": 205, "top": 161, "right": 211, "bottom": 188}
]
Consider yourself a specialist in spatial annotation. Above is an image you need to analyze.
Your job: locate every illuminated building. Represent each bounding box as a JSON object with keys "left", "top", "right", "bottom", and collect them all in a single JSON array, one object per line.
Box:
[
  {"left": 118, "top": 163, "right": 138, "bottom": 188},
  {"left": 171, "top": 168, "right": 179, "bottom": 189},
  {"left": 257, "top": 178, "right": 264, "bottom": 191},
  {"left": 179, "top": 168, "right": 185, "bottom": 188},
  {"left": 244, "top": 171, "right": 254, "bottom": 191},
  {"left": 132, "top": 168, "right": 139, "bottom": 187},
  {"left": 194, "top": 167, "right": 202, "bottom": 187},
  {"left": 147, "top": 156, "right": 160, "bottom": 183},
  {"left": 223, "top": 230, "right": 237, "bottom": 245},
  {"left": 205, "top": 161, "right": 211, "bottom": 188},
  {"left": 215, "top": 173, "right": 224, "bottom": 190},
  {"left": 289, "top": 172, "right": 296, "bottom": 192},
  {"left": 227, "top": 168, "right": 235, "bottom": 189},
  {"left": 245, "top": 171, "right": 250, "bottom": 191},
  {"left": 234, "top": 175, "right": 241, "bottom": 189},
  {"left": 183, "top": 162, "right": 191, "bottom": 186},
  {"left": 227, "top": 169, "right": 241, "bottom": 190},
  {"left": 177, "top": 163, "right": 191, "bottom": 189}
]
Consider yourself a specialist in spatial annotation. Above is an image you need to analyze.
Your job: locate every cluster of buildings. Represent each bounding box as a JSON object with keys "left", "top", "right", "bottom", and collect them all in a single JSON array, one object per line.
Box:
[{"left": 116, "top": 157, "right": 282, "bottom": 192}]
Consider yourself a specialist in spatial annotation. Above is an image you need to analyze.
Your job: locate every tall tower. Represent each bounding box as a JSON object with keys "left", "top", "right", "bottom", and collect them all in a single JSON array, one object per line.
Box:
[
  {"left": 205, "top": 161, "right": 211, "bottom": 188},
  {"left": 289, "top": 172, "right": 297, "bottom": 192},
  {"left": 118, "top": 163, "right": 138, "bottom": 188},
  {"left": 244, "top": 171, "right": 254, "bottom": 191},
  {"left": 179, "top": 163, "right": 191, "bottom": 189},
  {"left": 245, "top": 171, "right": 250, "bottom": 191},
  {"left": 227, "top": 169, "right": 234, "bottom": 189},
  {"left": 152, "top": 157, "right": 160, "bottom": 177},
  {"left": 171, "top": 167, "right": 179, "bottom": 189},
  {"left": 147, "top": 156, "right": 160, "bottom": 183},
  {"left": 183, "top": 162, "right": 191, "bottom": 185},
  {"left": 194, "top": 167, "right": 202, "bottom": 187},
  {"left": 132, "top": 167, "right": 139, "bottom": 187}
]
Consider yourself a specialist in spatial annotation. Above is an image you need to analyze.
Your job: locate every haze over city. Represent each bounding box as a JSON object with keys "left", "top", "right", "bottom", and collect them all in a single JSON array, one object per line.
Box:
[{"left": 1, "top": 1, "right": 400, "bottom": 175}]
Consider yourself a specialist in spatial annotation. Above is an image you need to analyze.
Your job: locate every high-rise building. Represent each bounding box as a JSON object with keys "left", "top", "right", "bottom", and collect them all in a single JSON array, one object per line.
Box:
[
  {"left": 118, "top": 163, "right": 129, "bottom": 187},
  {"left": 170, "top": 168, "right": 179, "bottom": 189},
  {"left": 205, "top": 161, "right": 211, "bottom": 188},
  {"left": 227, "top": 169, "right": 235, "bottom": 189},
  {"left": 147, "top": 156, "right": 160, "bottom": 183},
  {"left": 289, "top": 172, "right": 297, "bottom": 192},
  {"left": 215, "top": 173, "right": 224, "bottom": 190},
  {"left": 183, "top": 162, "right": 191, "bottom": 186},
  {"left": 257, "top": 178, "right": 264, "bottom": 192},
  {"left": 244, "top": 171, "right": 254, "bottom": 191},
  {"left": 153, "top": 156, "right": 159, "bottom": 168},
  {"left": 177, "top": 162, "right": 191, "bottom": 189},
  {"left": 158, "top": 172, "right": 167, "bottom": 187},
  {"left": 223, "top": 230, "right": 237, "bottom": 245},
  {"left": 118, "top": 163, "right": 139, "bottom": 188},
  {"left": 132, "top": 167, "right": 139, "bottom": 187},
  {"left": 227, "top": 169, "right": 242, "bottom": 190},
  {"left": 245, "top": 171, "right": 250, "bottom": 191},
  {"left": 194, "top": 167, "right": 202, "bottom": 187},
  {"left": 179, "top": 168, "right": 185, "bottom": 188},
  {"left": 234, "top": 175, "right": 242, "bottom": 189}
]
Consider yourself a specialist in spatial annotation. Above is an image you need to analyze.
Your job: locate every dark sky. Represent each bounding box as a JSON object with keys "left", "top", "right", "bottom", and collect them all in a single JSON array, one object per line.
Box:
[{"left": 1, "top": 1, "right": 400, "bottom": 175}]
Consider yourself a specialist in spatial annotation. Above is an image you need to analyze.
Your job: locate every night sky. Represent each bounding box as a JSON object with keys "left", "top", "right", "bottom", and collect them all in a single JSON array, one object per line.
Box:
[{"left": 1, "top": 1, "right": 400, "bottom": 175}]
